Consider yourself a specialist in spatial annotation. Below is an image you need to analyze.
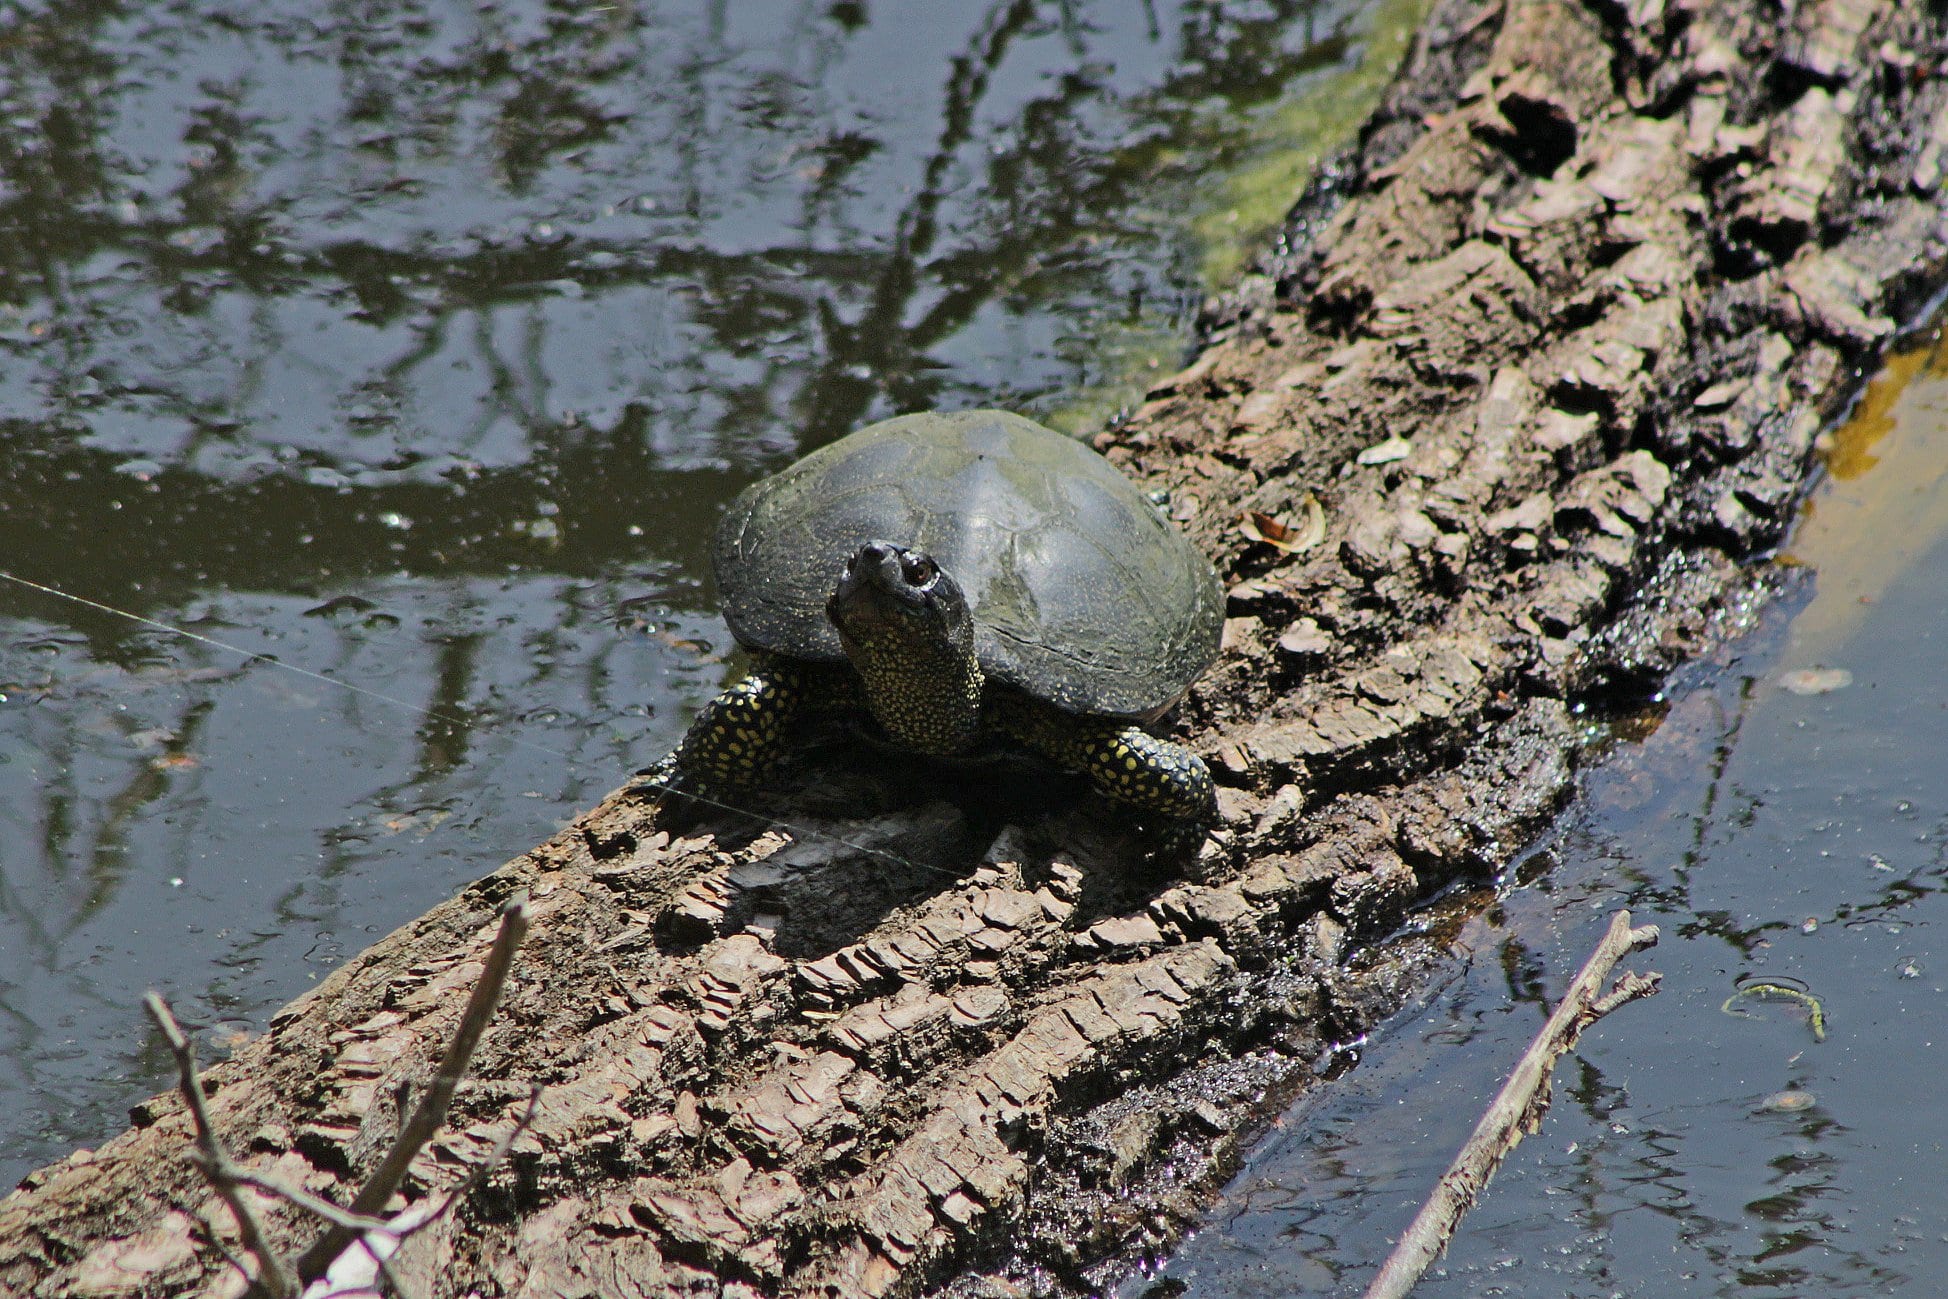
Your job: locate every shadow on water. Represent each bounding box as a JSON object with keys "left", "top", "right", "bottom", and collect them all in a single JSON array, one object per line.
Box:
[
  {"left": 0, "top": 0, "right": 1426, "bottom": 1191},
  {"left": 1145, "top": 321, "right": 1948, "bottom": 1297}
]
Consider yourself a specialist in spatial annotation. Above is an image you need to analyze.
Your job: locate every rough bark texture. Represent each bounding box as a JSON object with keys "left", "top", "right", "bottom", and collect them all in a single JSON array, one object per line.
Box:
[{"left": 7, "top": 0, "right": 1948, "bottom": 1295}]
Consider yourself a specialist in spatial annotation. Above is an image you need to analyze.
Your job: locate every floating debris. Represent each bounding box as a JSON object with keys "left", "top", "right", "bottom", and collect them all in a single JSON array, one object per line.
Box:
[
  {"left": 1760, "top": 1089, "right": 1816, "bottom": 1113},
  {"left": 1722, "top": 974, "right": 1826, "bottom": 1042},
  {"left": 1779, "top": 666, "right": 1852, "bottom": 695}
]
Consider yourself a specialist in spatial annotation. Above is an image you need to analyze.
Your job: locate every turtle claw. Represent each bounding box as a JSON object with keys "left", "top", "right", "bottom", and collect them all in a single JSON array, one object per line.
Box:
[
  {"left": 630, "top": 756, "right": 722, "bottom": 829},
  {"left": 1143, "top": 813, "right": 1222, "bottom": 864},
  {"left": 630, "top": 755, "right": 684, "bottom": 800}
]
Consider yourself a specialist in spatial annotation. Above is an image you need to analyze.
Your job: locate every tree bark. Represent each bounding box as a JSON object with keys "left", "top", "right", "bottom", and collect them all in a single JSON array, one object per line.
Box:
[{"left": 7, "top": 0, "right": 1948, "bottom": 1295}]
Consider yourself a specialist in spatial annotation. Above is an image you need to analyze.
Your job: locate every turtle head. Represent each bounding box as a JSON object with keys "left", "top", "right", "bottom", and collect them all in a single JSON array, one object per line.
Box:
[
  {"left": 826, "top": 540, "right": 983, "bottom": 754},
  {"left": 827, "top": 541, "right": 971, "bottom": 641}
]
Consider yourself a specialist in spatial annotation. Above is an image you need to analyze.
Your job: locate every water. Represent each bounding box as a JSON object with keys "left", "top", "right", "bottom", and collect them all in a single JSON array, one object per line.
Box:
[
  {"left": 1145, "top": 325, "right": 1948, "bottom": 1297},
  {"left": 0, "top": 0, "right": 1419, "bottom": 1191}
]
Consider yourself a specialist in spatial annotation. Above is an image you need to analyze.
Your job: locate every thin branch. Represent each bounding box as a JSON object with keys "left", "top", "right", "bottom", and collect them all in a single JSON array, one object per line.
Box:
[
  {"left": 353, "top": 1221, "right": 412, "bottom": 1299},
  {"left": 156, "top": 899, "right": 536, "bottom": 1297},
  {"left": 143, "top": 993, "right": 297, "bottom": 1299},
  {"left": 230, "top": 1173, "right": 397, "bottom": 1237},
  {"left": 240, "top": 1083, "right": 541, "bottom": 1239},
  {"left": 422, "top": 1083, "right": 544, "bottom": 1229},
  {"left": 189, "top": 1208, "right": 255, "bottom": 1288},
  {"left": 1589, "top": 970, "right": 1661, "bottom": 1018},
  {"left": 1362, "top": 909, "right": 1661, "bottom": 1299},
  {"left": 292, "top": 893, "right": 531, "bottom": 1285},
  {"left": 267, "top": 1086, "right": 539, "bottom": 1299}
]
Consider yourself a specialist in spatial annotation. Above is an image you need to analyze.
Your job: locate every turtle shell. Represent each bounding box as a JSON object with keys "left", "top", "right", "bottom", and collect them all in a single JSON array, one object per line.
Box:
[{"left": 714, "top": 410, "right": 1223, "bottom": 721}]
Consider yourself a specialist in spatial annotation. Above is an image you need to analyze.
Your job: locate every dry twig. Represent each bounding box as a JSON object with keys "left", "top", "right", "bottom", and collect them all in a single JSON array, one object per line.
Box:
[
  {"left": 147, "top": 894, "right": 531, "bottom": 1298},
  {"left": 1362, "top": 909, "right": 1661, "bottom": 1299},
  {"left": 144, "top": 993, "right": 297, "bottom": 1299},
  {"left": 292, "top": 891, "right": 531, "bottom": 1284}
]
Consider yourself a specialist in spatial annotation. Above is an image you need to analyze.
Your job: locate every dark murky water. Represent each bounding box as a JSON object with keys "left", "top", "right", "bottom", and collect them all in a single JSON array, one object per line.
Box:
[
  {"left": 1144, "top": 328, "right": 1948, "bottom": 1296},
  {"left": 0, "top": 0, "right": 1423, "bottom": 1192}
]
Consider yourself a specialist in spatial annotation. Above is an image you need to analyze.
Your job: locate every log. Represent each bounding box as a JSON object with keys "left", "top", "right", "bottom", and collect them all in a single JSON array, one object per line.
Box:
[{"left": 6, "top": 0, "right": 1948, "bottom": 1295}]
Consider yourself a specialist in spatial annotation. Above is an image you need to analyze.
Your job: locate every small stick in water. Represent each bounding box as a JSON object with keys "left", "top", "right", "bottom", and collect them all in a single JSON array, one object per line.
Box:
[{"left": 1363, "top": 909, "right": 1661, "bottom": 1299}]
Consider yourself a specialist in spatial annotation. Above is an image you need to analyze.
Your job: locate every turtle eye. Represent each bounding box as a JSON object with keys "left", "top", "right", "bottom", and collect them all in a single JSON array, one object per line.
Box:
[{"left": 902, "top": 554, "right": 937, "bottom": 586}]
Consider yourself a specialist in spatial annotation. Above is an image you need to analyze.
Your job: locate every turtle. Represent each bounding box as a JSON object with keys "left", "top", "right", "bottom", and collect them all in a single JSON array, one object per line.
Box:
[{"left": 644, "top": 409, "right": 1225, "bottom": 842}]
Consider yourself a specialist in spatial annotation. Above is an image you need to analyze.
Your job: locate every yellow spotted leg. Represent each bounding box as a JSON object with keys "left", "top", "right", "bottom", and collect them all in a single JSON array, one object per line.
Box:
[
  {"left": 994, "top": 696, "right": 1217, "bottom": 845},
  {"left": 639, "top": 655, "right": 808, "bottom": 800}
]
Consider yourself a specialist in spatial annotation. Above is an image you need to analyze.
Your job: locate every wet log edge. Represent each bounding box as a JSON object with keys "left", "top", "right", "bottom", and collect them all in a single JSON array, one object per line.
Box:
[{"left": 6, "top": 0, "right": 1948, "bottom": 1295}]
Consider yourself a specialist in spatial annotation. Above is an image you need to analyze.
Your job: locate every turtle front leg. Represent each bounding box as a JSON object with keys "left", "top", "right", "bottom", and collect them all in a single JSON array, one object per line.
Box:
[
  {"left": 1069, "top": 722, "right": 1219, "bottom": 836},
  {"left": 637, "top": 656, "right": 808, "bottom": 804},
  {"left": 994, "top": 699, "right": 1218, "bottom": 844}
]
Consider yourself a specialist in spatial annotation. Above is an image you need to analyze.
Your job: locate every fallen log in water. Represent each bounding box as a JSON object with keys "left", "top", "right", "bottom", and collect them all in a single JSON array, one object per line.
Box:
[{"left": 6, "top": 0, "right": 1948, "bottom": 1294}]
